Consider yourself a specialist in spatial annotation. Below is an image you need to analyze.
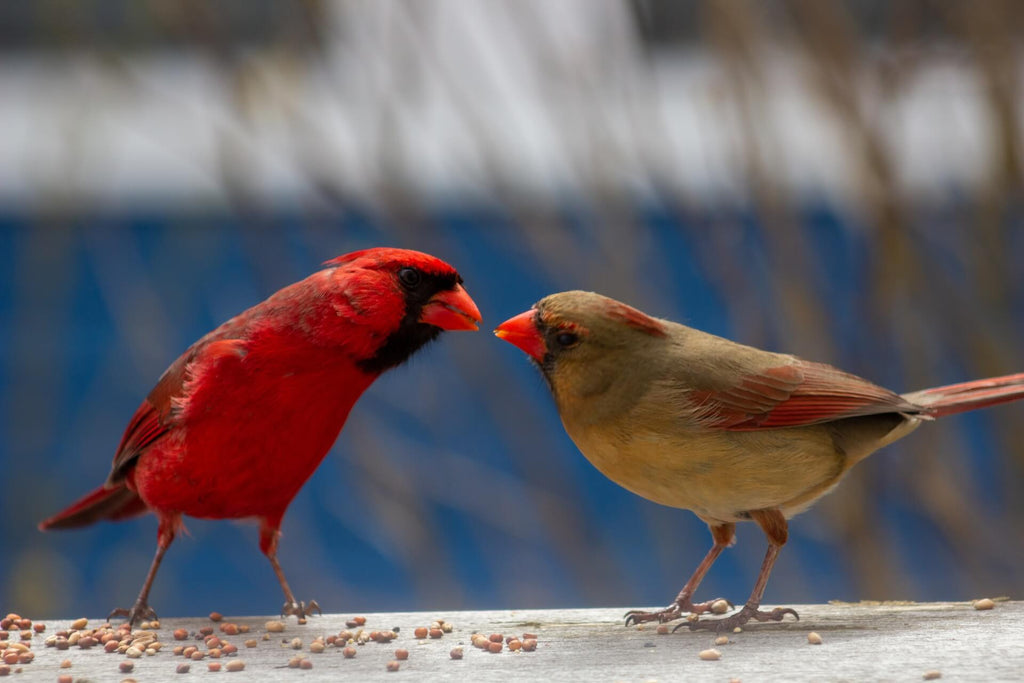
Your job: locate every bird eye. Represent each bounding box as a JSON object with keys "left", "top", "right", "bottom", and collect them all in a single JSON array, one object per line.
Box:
[
  {"left": 398, "top": 268, "right": 422, "bottom": 289},
  {"left": 555, "top": 331, "right": 579, "bottom": 348}
]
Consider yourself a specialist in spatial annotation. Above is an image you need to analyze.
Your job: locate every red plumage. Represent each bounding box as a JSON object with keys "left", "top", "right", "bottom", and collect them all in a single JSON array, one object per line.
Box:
[{"left": 40, "top": 247, "right": 481, "bottom": 624}]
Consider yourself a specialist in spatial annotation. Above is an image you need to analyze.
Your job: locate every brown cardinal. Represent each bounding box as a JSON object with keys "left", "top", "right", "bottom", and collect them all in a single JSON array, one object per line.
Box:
[
  {"left": 495, "top": 290, "right": 1024, "bottom": 631},
  {"left": 40, "top": 248, "right": 481, "bottom": 625}
]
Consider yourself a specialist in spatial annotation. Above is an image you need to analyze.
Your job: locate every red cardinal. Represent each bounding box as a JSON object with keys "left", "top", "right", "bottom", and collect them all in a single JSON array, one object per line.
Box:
[
  {"left": 40, "top": 248, "right": 481, "bottom": 625},
  {"left": 495, "top": 290, "right": 1024, "bottom": 631}
]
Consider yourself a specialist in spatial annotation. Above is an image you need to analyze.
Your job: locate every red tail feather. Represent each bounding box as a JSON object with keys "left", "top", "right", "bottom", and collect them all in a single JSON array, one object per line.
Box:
[
  {"left": 38, "top": 485, "right": 148, "bottom": 531},
  {"left": 903, "top": 372, "right": 1024, "bottom": 419}
]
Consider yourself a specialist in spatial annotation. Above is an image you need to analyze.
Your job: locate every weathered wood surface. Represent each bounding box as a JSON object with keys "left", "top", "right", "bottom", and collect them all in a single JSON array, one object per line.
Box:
[{"left": 12, "top": 601, "right": 1022, "bottom": 681}]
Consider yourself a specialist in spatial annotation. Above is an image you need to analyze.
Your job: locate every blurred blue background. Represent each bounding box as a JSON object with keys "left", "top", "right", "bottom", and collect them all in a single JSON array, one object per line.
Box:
[{"left": 2, "top": 0, "right": 1023, "bottom": 620}]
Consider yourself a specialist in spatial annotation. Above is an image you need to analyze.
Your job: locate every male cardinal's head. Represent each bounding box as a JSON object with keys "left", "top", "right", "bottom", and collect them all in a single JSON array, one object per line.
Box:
[
  {"left": 495, "top": 290, "right": 668, "bottom": 401},
  {"left": 323, "top": 248, "right": 481, "bottom": 373}
]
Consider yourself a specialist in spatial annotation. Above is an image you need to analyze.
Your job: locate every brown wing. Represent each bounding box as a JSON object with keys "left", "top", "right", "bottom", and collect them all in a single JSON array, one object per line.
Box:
[{"left": 690, "top": 360, "right": 920, "bottom": 431}]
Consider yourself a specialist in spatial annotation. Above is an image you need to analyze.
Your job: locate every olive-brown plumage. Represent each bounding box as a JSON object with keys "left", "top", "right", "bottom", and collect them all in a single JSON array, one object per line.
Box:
[{"left": 496, "top": 290, "right": 1024, "bottom": 631}]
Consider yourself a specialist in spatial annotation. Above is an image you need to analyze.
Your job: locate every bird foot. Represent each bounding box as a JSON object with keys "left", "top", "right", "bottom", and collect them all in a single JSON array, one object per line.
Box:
[
  {"left": 680, "top": 603, "right": 799, "bottom": 633},
  {"left": 282, "top": 599, "right": 321, "bottom": 622},
  {"left": 108, "top": 602, "right": 158, "bottom": 628},
  {"left": 624, "top": 597, "right": 733, "bottom": 626}
]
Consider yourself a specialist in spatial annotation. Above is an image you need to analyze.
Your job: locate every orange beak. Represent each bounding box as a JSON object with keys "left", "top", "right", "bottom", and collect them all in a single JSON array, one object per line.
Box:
[
  {"left": 420, "top": 284, "right": 482, "bottom": 331},
  {"left": 494, "top": 309, "right": 546, "bottom": 362}
]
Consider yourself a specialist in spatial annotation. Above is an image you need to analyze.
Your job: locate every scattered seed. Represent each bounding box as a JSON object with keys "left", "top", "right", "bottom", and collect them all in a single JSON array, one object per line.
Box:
[
  {"left": 287, "top": 656, "right": 302, "bottom": 668},
  {"left": 60, "top": 659, "right": 72, "bottom": 668},
  {"left": 238, "top": 625, "right": 250, "bottom": 634},
  {"left": 488, "top": 642, "right": 503, "bottom": 653},
  {"left": 244, "top": 639, "right": 258, "bottom": 648},
  {"left": 488, "top": 633, "right": 503, "bottom": 643},
  {"left": 206, "top": 636, "right": 222, "bottom": 649},
  {"left": 0, "top": 664, "right": 8, "bottom": 676},
  {"left": 715, "top": 636, "right": 729, "bottom": 646},
  {"left": 222, "top": 643, "right": 238, "bottom": 655},
  {"left": 299, "top": 659, "right": 313, "bottom": 670},
  {"left": 32, "top": 623, "right": 44, "bottom": 634},
  {"left": 699, "top": 648, "right": 721, "bottom": 661},
  {"left": 414, "top": 627, "right": 428, "bottom": 639},
  {"left": 79, "top": 636, "right": 97, "bottom": 649},
  {"left": 17, "top": 652, "right": 33, "bottom": 664},
  {"left": 172, "top": 646, "right": 184, "bottom": 656},
  {"left": 290, "top": 637, "right": 303, "bottom": 650},
  {"left": 176, "top": 663, "right": 190, "bottom": 674},
  {"left": 120, "top": 661, "right": 134, "bottom": 673},
  {"left": 807, "top": 632, "right": 823, "bottom": 645},
  {"left": 266, "top": 621, "right": 286, "bottom": 633},
  {"left": 190, "top": 650, "right": 205, "bottom": 661},
  {"left": 1, "top": 655, "right": 16, "bottom": 667},
  {"left": 508, "top": 640, "right": 522, "bottom": 651},
  {"left": 711, "top": 600, "right": 730, "bottom": 615},
  {"left": 182, "top": 646, "right": 197, "bottom": 658},
  {"left": 209, "top": 648, "right": 222, "bottom": 658},
  {"left": 471, "top": 634, "right": 489, "bottom": 649},
  {"left": 226, "top": 660, "right": 245, "bottom": 672},
  {"left": 656, "top": 624, "right": 669, "bottom": 635},
  {"left": 429, "top": 628, "right": 443, "bottom": 639},
  {"left": 310, "top": 642, "right": 324, "bottom": 654},
  {"left": 56, "top": 638, "right": 70, "bottom": 650},
  {"left": 386, "top": 660, "right": 400, "bottom": 672},
  {"left": 395, "top": 648, "right": 409, "bottom": 660},
  {"left": 198, "top": 626, "right": 214, "bottom": 637},
  {"left": 441, "top": 622, "right": 453, "bottom": 633},
  {"left": 522, "top": 632, "right": 537, "bottom": 640},
  {"left": 173, "top": 629, "right": 188, "bottom": 641},
  {"left": 733, "top": 627, "right": 743, "bottom": 633},
  {"left": 923, "top": 671, "right": 942, "bottom": 680},
  {"left": 342, "top": 646, "right": 356, "bottom": 659},
  {"left": 151, "top": 620, "right": 161, "bottom": 629},
  {"left": 70, "top": 618, "right": 88, "bottom": 631},
  {"left": 209, "top": 612, "right": 223, "bottom": 622},
  {"left": 220, "top": 623, "right": 239, "bottom": 636},
  {"left": 353, "top": 616, "right": 366, "bottom": 626},
  {"left": 974, "top": 599, "right": 996, "bottom": 611},
  {"left": 57, "top": 676, "right": 72, "bottom": 683},
  {"left": 105, "top": 640, "right": 120, "bottom": 653},
  {"left": 208, "top": 662, "right": 222, "bottom": 672},
  {"left": 450, "top": 646, "right": 464, "bottom": 659},
  {"left": 522, "top": 639, "right": 537, "bottom": 652},
  {"left": 125, "top": 647, "right": 143, "bottom": 659}
]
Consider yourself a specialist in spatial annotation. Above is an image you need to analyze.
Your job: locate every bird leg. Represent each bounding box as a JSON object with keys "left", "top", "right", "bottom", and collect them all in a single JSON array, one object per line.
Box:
[
  {"left": 109, "top": 516, "right": 177, "bottom": 627},
  {"left": 685, "top": 508, "right": 799, "bottom": 632},
  {"left": 625, "top": 522, "right": 736, "bottom": 626},
  {"left": 261, "top": 517, "right": 321, "bottom": 621}
]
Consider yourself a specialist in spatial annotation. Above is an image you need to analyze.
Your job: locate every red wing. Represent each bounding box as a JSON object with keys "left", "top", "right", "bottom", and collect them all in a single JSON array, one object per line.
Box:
[
  {"left": 690, "top": 361, "right": 918, "bottom": 431},
  {"left": 107, "top": 338, "right": 246, "bottom": 484}
]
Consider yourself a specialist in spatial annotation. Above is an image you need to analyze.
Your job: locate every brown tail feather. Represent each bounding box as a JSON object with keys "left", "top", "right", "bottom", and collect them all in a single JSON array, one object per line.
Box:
[
  {"left": 903, "top": 372, "right": 1024, "bottom": 419},
  {"left": 39, "top": 485, "right": 148, "bottom": 531}
]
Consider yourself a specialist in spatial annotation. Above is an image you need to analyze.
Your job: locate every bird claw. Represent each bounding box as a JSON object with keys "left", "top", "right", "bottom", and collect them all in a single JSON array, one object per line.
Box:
[
  {"left": 624, "top": 605, "right": 682, "bottom": 627},
  {"left": 624, "top": 597, "right": 732, "bottom": 627},
  {"left": 282, "top": 599, "right": 321, "bottom": 621},
  {"left": 683, "top": 604, "right": 799, "bottom": 632},
  {"left": 108, "top": 603, "right": 159, "bottom": 628}
]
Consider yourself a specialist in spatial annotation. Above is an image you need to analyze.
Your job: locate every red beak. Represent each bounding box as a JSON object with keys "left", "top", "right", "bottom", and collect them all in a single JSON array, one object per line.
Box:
[
  {"left": 494, "top": 309, "right": 546, "bottom": 362},
  {"left": 420, "top": 284, "right": 482, "bottom": 331}
]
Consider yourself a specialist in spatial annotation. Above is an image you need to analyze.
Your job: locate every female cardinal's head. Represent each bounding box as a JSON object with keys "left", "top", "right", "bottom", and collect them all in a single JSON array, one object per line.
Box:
[{"left": 495, "top": 290, "right": 668, "bottom": 405}]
